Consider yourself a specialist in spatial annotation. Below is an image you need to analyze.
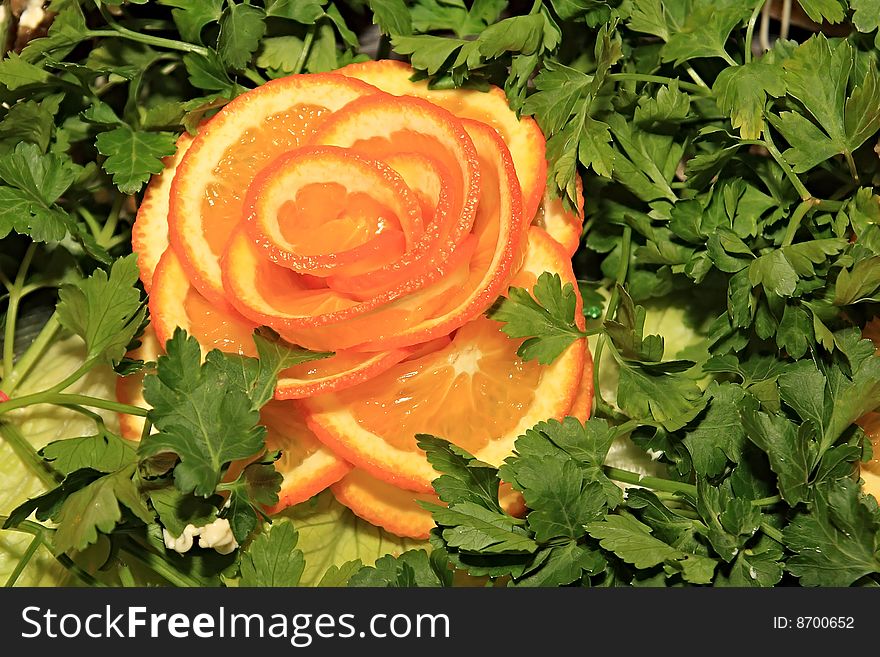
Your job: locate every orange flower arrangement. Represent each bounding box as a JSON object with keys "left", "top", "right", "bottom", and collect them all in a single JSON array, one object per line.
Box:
[{"left": 119, "top": 60, "right": 592, "bottom": 539}]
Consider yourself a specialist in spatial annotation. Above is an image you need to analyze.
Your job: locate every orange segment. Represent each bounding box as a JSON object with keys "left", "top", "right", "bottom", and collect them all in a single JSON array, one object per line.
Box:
[
  {"left": 261, "top": 400, "right": 352, "bottom": 514},
  {"left": 331, "top": 468, "right": 439, "bottom": 540},
  {"left": 245, "top": 146, "right": 422, "bottom": 277},
  {"left": 168, "top": 74, "right": 381, "bottom": 305},
  {"left": 338, "top": 59, "right": 547, "bottom": 221},
  {"left": 132, "top": 132, "right": 194, "bottom": 292},
  {"left": 275, "top": 348, "right": 412, "bottom": 399},
  {"left": 302, "top": 227, "right": 586, "bottom": 492},
  {"left": 568, "top": 346, "right": 595, "bottom": 423},
  {"left": 533, "top": 176, "right": 585, "bottom": 257},
  {"left": 115, "top": 325, "right": 162, "bottom": 440},
  {"left": 150, "top": 247, "right": 259, "bottom": 356}
]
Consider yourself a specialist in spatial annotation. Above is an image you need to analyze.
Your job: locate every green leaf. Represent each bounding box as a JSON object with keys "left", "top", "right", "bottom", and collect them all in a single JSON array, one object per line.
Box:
[
  {"left": 222, "top": 457, "right": 283, "bottom": 542},
  {"left": 184, "top": 51, "right": 238, "bottom": 95},
  {"left": 834, "top": 256, "right": 880, "bottom": 305},
  {"left": 52, "top": 465, "right": 153, "bottom": 554},
  {"left": 747, "top": 239, "right": 848, "bottom": 297},
  {"left": 0, "top": 53, "right": 51, "bottom": 90},
  {"left": 281, "top": 492, "right": 424, "bottom": 585},
  {"left": 851, "top": 0, "right": 880, "bottom": 32},
  {"left": 740, "top": 394, "right": 815, "bottom": 505},
  {"left": 504, "top": 417, "right": 622, "bottom": 508},
  {"left": 512, "top": 541, "right": 605, "bottom": 587},
  {"left": 417, "top": 435, "right": 501, "bottom": 511},
  {"left": 217, "top": 3, "right": 267, "bottom": 70},
  {"left": 369, "top": 0, "right": 413, "bottom": 36},
  {"left": 428, "top": 501, "right": 539, "bottom": 553},
  {"left": 487, "top": 272, "right": 586, "bottom": 365},
  {"left": 316, "top": 560, "right": 363, "bottom": 586},
  {"left": 784, "top": 480, "right": 880, "bottom": 586},
  {"left": 774, "top": 35, "right": 880, "bottom": 174},
  {"left": 95, "top": 125, "right": 178, "bottom": 194},
  {"left": 239, "top": 519, "right": 305, "bottom": 586},
  {"left": 795, "top": 0, "right": 846, "bottom": 24},
  {"left": 56, "top": 254, "right": 146, "bottom": 367},
  {"left": 683, "top": 383, "right": 747, "bottom": 477},
  {"left": 159, "top": 0, "right": 224, "bottom": 43},
  {"left": 713, "top": 60, "right": 785, "bottom": 139},
  {"left": 520, "top": 459, "right": 607, "bottom": 542},
  {"left": 39, "top": 431, "right": 136, "bottom": 476},
  {"left": 139, "top": 330, "right": 267, "bottom": 497},
  {"left": 659, "top": 0, "right": 752, "bottom": 65},
  {"left": 585, "top": 514, "right": 682, "bottom": 569},
  {"left": 348, "top": 549, "right": 451, "bottom": 587},
  {"left": 149, "top": 487, "right": 219, "bottom": 537}
]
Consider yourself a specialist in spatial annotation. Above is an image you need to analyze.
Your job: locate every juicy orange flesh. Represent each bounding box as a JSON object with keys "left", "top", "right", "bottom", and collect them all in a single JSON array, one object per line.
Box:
[
  {"left": 336, "top": 317, "right": 540, "bottom": 454},
  {"left": 262, "top": 401, "right": 322, "bottom": 468},
  {"left": 859, "top": 413, "right": 880, "bottom": 475},
  {"left": 201, "top": 104, "right": 330, "bottom": 256},
  {"left": 281, "top": 350, "right": 387, "bottom": 381},
  {"left": 277, "top": 183, "right": 403, "bottom": 255},
  {"left": 183, "top": 287, "right": 257, "bottom": 356},
  {"left": 348, "top": 131, "right": 467, "bottom": 237}
]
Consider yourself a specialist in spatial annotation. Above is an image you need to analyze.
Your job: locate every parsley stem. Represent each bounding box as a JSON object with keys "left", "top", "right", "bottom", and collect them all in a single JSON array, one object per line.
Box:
[
  {"left": 760, "top": 521, "right": 784, "bottom": 543},
  {"left": 4, "top": 534, "right": 41, "bottom": 587},
  {"left": 2, "top": 243, "right": 37, "bottom": 382},
  {"left": 293, "top": 25, "right": 317, "bottom": 75},
  {"left": 719, "top": 50, "right": 738, "bottom": 67},
  {"left": 0, "top": 392, "right": 148, "bottom": 418},
  {"left": 0, "top": 516, "right": 106, "bottom": 587},
  {"left": 603, "top": 466, "right": 697, "bottom": 496},
  {"left": 242, "top": 68, "right": 267, "bottom": 86},
  {"left": 744, "top": 0, "right": 765, "bottom": 65},
  {"left": 90, "top": 6, "right": 210, "bottom": 57},
  {"left": 781, "top": 198, "right": 819, "bottom": 247},
  {"left": 745, "top": 133, "right": 812, "bottom": 201},
  {"left": 751, "top": 495, "right": 782, "bottom": 507},
  {"left": 684, "top": 65, "right": 709, "bottom": 91},
  {"left": 0, "top": 421, "right": 58, "bottom": 488},
  {"left": 98, "top": 194, "right": 125, "bottom": 246},
  {"left": 86, "top": 29, "right": 208, "bottom": 56},
  {"left": 592, "top": 226, "right": 633, "bottom": 416},
  {"left": 78, "top": 207, "right": 103, "bottom": 242},
  {"left": 0, "top": 312, "right": 62, "bottom": 397},
  {"left": 119, "top": 538, "right": 205, "bottom": 588},
  {"left": 606, "top": 73, "right": 709, "bottom": 95}
]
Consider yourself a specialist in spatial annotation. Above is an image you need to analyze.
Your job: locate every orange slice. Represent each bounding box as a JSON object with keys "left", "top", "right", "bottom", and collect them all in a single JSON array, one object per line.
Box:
[
  {"left": 533, "top": 176, "right": 585, "bottom": 257},
  {"left": 115, "top": 325, "right": 162, "bottom": 440},
  {"left": 302, "top": 227, "right": 586, "bottom": 492},
  {"left": 332, "top": 470, "right": 529, "bottom": 539},
  {"left": 220, "top": 116, "right": 520, "bottom": 354},
  {"left": 261, "top": 400, "right": 352, "bottom": 514},
  {"left": 337, "top": 59, "right": 547, "bottom": 221},
  {"left": 149, "top": 246, "right": 411, "bottom": 398},
  {"left": 132, "top": 132, "right": 194, "bottom": 292},
  {"left": 331, "top": 468, "right": 439, "bottom": 539},
  {"left": 150, "top": 247, "right": 259, "bottom": 356},
  {"left": 568, "top": 346, "right": 595, "bottom": 423},
  {"left": 168, "top": 73, "right": 381, "bottom": 306},
  {"left": 244, "top": 146, "right": 423, "bottom": 278}
]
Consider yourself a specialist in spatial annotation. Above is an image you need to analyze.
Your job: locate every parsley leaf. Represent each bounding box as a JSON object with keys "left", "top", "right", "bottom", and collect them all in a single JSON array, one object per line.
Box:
[
  {"left": 239, "top": 519, "right": 305, "bottom": 586},
  {"left": 217, "top": 2, "right": 267, "bottom": 70},
  {"left": 139, "top": 330, "right": 267, "bottom": 497},
  {"left": 95, "top": 125, "right": 178, "bottom": 194},
  {"left": 784, "top": 480, "right": 880, "bottom": 586},
  {"left": 39, "top": 430, "right": 137, "bottom": 476},
  {"left": 487, "top": 272, "right": 586, "bottom": 365},
  {"left": 53, "top": 464, "right": 153, "bottom": 555},
  {"left": 56, "top": 254, "right": 146, "bottom": 368},
  {"left": 348, "top": 549, "right": 452, "bottom": 587}
]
